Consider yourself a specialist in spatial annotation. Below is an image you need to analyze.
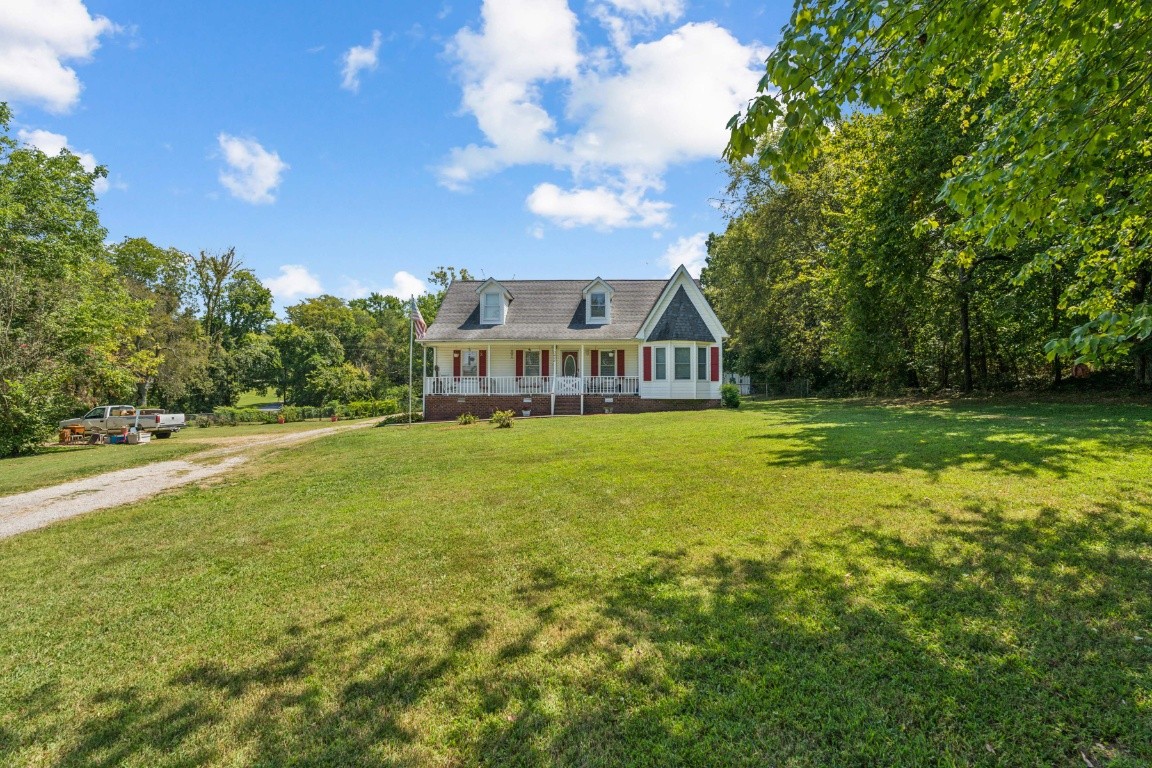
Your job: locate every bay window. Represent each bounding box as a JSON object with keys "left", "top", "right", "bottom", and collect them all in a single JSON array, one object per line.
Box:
[
  {"left": 654, "top": 347, "right": 667, "bottom": 380},
  {"left": 674, "top": 347, "right": 692, "bottom": 380}
]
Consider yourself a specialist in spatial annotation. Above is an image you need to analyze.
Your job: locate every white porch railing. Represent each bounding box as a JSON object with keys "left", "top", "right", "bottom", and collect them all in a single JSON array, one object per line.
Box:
[
  {"left": 424, "top": 376, "right": 639, "bottom": 396},
  {"left": 585, "top": 376, "right": 639, "bottom": 395}
]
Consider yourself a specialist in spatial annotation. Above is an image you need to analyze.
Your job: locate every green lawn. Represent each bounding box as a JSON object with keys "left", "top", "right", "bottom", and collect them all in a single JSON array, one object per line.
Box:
[
  {"left": 2, "top": 400, "right": 1151, "bottom": 766},
  {"left": 235, "top": 388, "right": 280, "bottom": 409},
  {"left": 0, "top": 420, "right": 364, "bottom": 497}
]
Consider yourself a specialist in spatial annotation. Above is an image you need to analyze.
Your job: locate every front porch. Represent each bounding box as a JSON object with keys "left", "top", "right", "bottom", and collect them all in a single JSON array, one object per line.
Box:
[
  {"left": 424, "top": 375, "right": 640, "bottom": 397},
  {"left": 419, "top": 342, "right": 721, "bottom": 420}
]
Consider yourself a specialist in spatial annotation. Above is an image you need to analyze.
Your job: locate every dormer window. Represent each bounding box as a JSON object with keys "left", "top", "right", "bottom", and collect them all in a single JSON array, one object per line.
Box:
[
  {"left": 590, "top": 292, "right": 606, "bottom": 320},
  {"left": 583, "top": 278, "right": 613, "bottom": 324},
  {"left": 482, "top": 292, "right": 503, "bottom": 324},
  {"left": 476, "top": 278, "right": 511, "bottom": 325}
]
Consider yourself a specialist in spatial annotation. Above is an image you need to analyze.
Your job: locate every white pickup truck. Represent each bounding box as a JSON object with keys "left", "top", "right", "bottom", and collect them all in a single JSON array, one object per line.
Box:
[{"left": 59, "top": 405, "right": 186, "bottom": 438}]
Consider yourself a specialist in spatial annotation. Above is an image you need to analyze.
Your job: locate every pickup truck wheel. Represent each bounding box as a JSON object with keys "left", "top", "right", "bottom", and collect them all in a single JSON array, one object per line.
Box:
[{"left": 154, "top": 431, "right": 172, "bottom": 439}]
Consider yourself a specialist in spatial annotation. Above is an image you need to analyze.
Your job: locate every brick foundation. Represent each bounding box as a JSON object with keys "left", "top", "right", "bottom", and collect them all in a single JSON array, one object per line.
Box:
[
  {"left": 423, "top": 394, "right": 720, "bottom": 421},
  {"left": 583, "top": 396, "right": 720, "bottom": 414}
]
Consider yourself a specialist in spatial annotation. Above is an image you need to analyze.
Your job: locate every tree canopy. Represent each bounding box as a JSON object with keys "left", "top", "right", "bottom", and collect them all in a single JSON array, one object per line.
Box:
[{"left": 726, "top": 0, "right": 1152, "bottom": 367}]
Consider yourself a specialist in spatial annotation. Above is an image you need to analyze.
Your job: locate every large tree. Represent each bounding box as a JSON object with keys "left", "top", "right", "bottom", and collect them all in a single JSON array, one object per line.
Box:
[
  {"left": 709, "top": 104, "right": 1057, "bottom": 394},
  {"left": 727, "top": 0, "right": 1152, "bottom": 378},
  {"left": 108, "top": 237, "right": 209, "bottom": 407},
  {"left": 0, "top": 105, "right": 146, "bottom": 455}
]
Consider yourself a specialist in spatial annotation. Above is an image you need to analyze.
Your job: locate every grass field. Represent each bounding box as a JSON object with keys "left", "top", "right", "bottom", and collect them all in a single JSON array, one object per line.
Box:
[
  {"left": 234, "top": 389, "right": 280, "bottom": 409},
  {"left": 2, "top": 400, "right": 1151, "bottom": 766},
  {"left": 0, "top": 420, "right": 365, "bottom": 497}
]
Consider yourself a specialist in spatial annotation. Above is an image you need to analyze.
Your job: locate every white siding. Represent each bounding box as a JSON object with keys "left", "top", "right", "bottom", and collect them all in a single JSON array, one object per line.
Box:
[
  {"left": 425, "top": 343, "right": 640, "bottom": 378},
  {"left": 638, "top": 342, "right": 721, "bottom": 400}
]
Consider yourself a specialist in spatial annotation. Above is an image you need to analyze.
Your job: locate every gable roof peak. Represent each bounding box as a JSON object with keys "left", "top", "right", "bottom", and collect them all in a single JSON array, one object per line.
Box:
[
  {"left": 582, "top": 276, "right": 615, "bottom": 295},
  {"left": 475, "top": 277, "right": 512, "bottom": 299}
]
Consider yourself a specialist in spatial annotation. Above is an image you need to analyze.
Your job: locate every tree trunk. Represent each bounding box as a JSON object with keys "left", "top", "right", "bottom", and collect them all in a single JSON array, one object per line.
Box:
[
  {"left": 976, "top": 311, "right": 990, "bottom": 388},
  {"left": 1051, "top": 277, "right": 1062, "bottom": 385},
  {"left": 959, "top": 268, "right": 973, "bottom": 393},
  {"left": 1133, "top": 267, "right": 1150, "bottom": 388}
]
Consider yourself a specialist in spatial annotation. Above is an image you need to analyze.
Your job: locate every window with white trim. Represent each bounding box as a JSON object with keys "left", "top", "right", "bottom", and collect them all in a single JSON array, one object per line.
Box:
[
  {"left": 481, "top": 292, "right": 503, "bottom": 324},
  {"left": 461, "top": 350, "right": 479, "bottom": 376},
  {"left": 589, "top": 292, "right": 607, "bottom": 321},
  {"left": 674, "top": 347, "right": 692, "bottom": 380},
  {"left": 654, "top": 347, "right": 667, "bottom": 380},
  {"left": 524, "top": 350, "right": 541, "bottom": 377},
  {"left": 599, "top": 349, "right": 615, "bottom": 377},
  {"left": 698, "top": 347, "right": 708, "bottom": 380}
]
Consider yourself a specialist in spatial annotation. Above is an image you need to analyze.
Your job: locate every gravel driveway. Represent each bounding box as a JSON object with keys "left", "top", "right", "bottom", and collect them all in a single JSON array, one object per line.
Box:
[{"left": 0, "top": 420, "right": 377, "bottom": 540}]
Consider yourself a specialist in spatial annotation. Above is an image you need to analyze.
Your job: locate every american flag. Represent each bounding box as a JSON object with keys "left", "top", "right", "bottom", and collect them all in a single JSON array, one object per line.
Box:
[{"left": 410, "top": 298, "right": 427, "bottom": 340}]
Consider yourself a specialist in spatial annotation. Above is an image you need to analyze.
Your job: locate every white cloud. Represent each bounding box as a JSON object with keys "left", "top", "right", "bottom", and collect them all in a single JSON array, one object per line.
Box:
[
  {"left": 217, "top": 133, "right": 288, "bottom": 204},
  {"left": 264, "top": 265, "right": 322, "bottom": 301},
  {"left": 440, "top": 0, "right": 579, "bottom": 188},
  {"left": 602, "top": 0, "right": 683, "bottom": 18},
  {"left": 342, "top": 271, "right": 429, "bottom": 300},
  {"left": 590, "top": 0, "right": 684, "bottom": 50},
  {"left": 659, "top": 232, "right": 708, "bottom": 277},
  {"left": 527, "top": 182, "right": 670, "bottom": 229},
  {"left": 16, "top": 127, "right": 109, "bottom": 193},
  {"left": 441, "top": 2, "right": 764, "bottom": 230},
  {"left": 567, "top": 23, "right": 766, "bottom": 171},
  {"left": 340, "top": 31, "right": 382, "bottom": 93},
  {"left": 0, "top": 0, "right": 116, "bottom": 112}
]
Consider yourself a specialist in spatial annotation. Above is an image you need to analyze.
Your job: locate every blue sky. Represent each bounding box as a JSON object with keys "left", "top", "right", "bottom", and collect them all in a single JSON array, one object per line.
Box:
[{"left": 2, "top": 1, "right": 790, "bottom": 307}]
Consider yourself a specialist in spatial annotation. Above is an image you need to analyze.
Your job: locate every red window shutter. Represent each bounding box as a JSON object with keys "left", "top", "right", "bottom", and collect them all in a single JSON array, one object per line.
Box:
[
  {"left": 643, "top": 347, "right": 652, "bottom": 381},
  {"left": 478, "top": 349, "right": 487, "bottom": 377},
  {"left": 541, "top": 350, "right": 550, "bottom": 377},
  {"left": 515, "top": 350, "right": 524, "bottom": 377},
  {"left": 710, "top": 346, "right": 720, "bottom": 381},
  {"left": 453, "top": 350, "right": 461, "bottom": 377},
  {"left": 590, "top": 350, "right": 599, "bottom": 376},
  {"left": 616, "top": 349, "right": 625, "bottom": 377}
]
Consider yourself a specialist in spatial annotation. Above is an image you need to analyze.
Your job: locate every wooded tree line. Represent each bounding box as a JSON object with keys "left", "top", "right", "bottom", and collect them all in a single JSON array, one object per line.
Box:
[
  {"left": 0, "top": 104, "right": 461, "bottom": 456},
  {"left": 713, "top": 0, "right": 1151, "bottom": 394}
]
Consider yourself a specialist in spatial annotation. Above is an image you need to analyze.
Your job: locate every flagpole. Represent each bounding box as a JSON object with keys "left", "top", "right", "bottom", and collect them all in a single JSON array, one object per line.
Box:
[{"left": 408, "top": 297, "right": 414, "bottom": 424}]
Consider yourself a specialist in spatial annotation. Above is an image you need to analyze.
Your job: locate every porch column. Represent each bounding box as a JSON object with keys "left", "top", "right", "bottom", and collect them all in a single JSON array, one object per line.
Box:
[
  {"left": 551, "top": 343, "right": 558, "bottom": 415},
  {"left": 579, "top": 343, "right": 585, "bottom": 416}
]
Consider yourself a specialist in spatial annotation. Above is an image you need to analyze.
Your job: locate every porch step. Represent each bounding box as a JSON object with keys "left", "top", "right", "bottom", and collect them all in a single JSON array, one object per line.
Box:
[{"left": 553, "top": 397, "right": 582, "bottom": 416}]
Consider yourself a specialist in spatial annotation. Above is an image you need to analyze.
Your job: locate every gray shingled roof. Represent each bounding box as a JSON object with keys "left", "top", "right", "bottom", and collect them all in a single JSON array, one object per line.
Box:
[
  {"left": 647, "top": 286, "right": 716, "bottom": 343},
  {"left": 423, "top": 279, "right": 668, "bottom": 342}
]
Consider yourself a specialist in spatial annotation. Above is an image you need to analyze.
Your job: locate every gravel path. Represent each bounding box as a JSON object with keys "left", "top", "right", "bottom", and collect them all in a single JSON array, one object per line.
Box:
[{"left": 0, "top": 420, "right": 377, "bottom": 540}]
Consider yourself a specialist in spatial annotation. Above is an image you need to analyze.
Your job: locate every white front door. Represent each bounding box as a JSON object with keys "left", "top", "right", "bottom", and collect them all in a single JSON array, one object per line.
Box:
[{"left": 557, "top": 351, "right": 581, "bottom": 394}]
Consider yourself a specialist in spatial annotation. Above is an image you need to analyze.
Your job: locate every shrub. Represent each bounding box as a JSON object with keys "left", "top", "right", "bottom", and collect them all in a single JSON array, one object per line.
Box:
[
  {"left": 490, "top": 409, "right": 515, "bottom": 428},
  {"left": 720, "top": 383, "right": 741, "bottom": 409},
  {"left": 213, "top": 406, "right": 278, "bottom": 425},
  {"left": 0, "top": 375, "right": 72, "bottom": 457},
  {"left": 377, "top": 412, "right": 423, "bottom": 426},
  {"left": 457, "top": 412, "right": 477, "bottom": 425}
]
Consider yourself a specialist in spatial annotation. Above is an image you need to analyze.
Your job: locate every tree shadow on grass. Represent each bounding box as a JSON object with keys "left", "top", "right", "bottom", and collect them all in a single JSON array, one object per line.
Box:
[
  {"left": 14, "top": 503, "right": 1152, "bottom": 766},
  {"left": 744, "top": 400, "right": 1152, "bottom": 479},
  {"left": 472, "top": 501, "right": 1152, "bottom": 766},
  {"left": 31, "top": 614, "right": 448, "bottom": 767}
]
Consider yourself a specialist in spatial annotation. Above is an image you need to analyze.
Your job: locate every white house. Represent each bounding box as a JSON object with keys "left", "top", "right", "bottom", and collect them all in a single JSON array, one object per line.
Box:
[{"left": 420, "top": 266, "right": 728, "bottom": 419}]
